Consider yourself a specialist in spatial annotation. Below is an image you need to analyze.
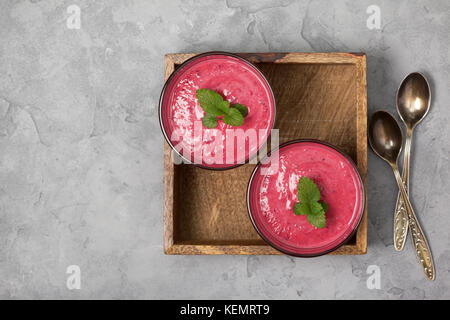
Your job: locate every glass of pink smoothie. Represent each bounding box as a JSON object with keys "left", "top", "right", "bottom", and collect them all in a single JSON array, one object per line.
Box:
[
  {"left": 247, "top": 140, "right": 365, "bottom": 257},
  {"left": 159, "top": 52, "right": 276, "bottom": 170}
]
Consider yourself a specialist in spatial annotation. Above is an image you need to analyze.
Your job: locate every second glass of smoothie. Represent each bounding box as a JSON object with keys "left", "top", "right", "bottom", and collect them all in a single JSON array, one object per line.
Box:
[{"left": 247, "top": 140, "right": 365, "bottom": 257}]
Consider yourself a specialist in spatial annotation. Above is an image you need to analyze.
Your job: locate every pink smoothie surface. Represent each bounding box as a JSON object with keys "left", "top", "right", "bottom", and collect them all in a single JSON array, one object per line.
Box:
[
  {"left": 248, "top": 141, "right": 364, "bottom": 255},
  {"left": 160, "top": 54, "right": 275, "bottom": 168}
]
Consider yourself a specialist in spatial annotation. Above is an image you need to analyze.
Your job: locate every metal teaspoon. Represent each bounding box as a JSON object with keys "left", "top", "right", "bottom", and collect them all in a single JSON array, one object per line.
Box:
[
  {"left": 393, "top": 72, "right": 431, "bottom": 251},
  {"left": 369, "top": 110, "right": 435, "bottom": 281}
]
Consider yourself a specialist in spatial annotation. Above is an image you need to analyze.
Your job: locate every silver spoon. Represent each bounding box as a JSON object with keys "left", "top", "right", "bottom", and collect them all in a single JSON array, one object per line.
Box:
[
  {"left": 394, "top": 72, "right": 431, "bottom": 251},
  {"left": 369, "top": 111, "right": 435, "bottom": 281}
]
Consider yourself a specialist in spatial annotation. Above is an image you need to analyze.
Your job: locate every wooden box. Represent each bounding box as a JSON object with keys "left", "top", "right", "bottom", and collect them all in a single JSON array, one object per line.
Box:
[{"left": 163, "top": 53, "right": 367, "bottom": 255}]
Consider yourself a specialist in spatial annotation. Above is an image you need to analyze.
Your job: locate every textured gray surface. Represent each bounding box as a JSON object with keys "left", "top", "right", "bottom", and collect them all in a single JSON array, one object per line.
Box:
[{"left": 0, "top": 0, "right": 449, "bottom": 299}]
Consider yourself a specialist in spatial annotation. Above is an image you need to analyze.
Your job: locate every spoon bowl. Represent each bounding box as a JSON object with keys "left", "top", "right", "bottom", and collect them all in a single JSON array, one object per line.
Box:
[
  {"left": 368, "top": 111, "right": 403, "bottom": 165},
  {"left": 397, "top": 72, "right": 431, "bottom": 129}
]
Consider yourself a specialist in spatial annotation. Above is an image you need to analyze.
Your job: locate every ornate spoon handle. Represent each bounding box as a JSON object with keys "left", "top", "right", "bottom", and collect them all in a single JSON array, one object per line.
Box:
[
  {"left": 394, "top": 129, "right": 412, "bottom": 251},
  {"left": 392, "top": 165, "right": 435, "bottom": 280}
]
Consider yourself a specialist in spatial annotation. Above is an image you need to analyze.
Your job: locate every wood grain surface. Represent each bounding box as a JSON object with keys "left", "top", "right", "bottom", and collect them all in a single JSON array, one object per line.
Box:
[{"left": 163, "top": 52, "right": 367, "bottom": 255}]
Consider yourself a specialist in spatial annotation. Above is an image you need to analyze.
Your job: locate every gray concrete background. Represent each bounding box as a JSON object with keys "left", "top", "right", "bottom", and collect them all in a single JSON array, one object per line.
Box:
[{"left": 0, "top": 0, "right": 449, "bottom": 299}]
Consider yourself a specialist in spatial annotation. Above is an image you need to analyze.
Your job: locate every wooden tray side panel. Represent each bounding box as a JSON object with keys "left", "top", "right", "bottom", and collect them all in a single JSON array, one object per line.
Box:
[
  {"left": 355, "top": 55, "right": 368, "bottom": 254},
  {"left": 163, "top": 53, "right": 367, "bottom": 255},
  {"left": 163, "top": 56, "right": 177, "bottom": 253}
]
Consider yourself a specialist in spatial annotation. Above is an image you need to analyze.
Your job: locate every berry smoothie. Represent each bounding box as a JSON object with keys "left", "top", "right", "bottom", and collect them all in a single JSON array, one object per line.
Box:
[
  {"left": 160, "top": 53, "right": 275, "bottom": 169},
  {"left": 248, "top": 141, "right": 364, "bottom": 256}
]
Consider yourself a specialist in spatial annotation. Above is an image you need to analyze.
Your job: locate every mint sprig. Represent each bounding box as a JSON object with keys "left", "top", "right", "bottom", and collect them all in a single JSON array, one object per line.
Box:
[
  {"left": 195, "top": 89, "right": 226, "bottom": 116},
  {"left": 293, "top": 177, "right": 328, "bottom": 228},
  {"left": 230, "top": 103, "right": 248, "bottom": 117},
  {"left": 195, "top": 89, "right": 248, "bottom": 128},
  {"left": 202, "top": 113, "right": 218, "bottom": 128},
  {"left": 223, "top": 108, "right": 244, "bottom": 126}
]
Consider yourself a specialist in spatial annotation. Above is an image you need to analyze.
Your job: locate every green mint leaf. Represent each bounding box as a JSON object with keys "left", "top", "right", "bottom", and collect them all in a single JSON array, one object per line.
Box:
[
  {"left": 294, "top": 176, "right": 328, "bottom": 228},
  {"left": 222, "top": 107, "right": 244, "bottom": 126},
  {"left": 196, "top": 89, "right": 225, "bottom": 116},
  {"left": 319, "top": 200, "right": 328, "bottom": 213},
  {"left": 202, "top": 113, "right": 218, "bottom": 128},
  {"left": 231, "top": 103, "right": 248, "bottom": 117},
  {"left": 196, "top": 88, "right": 248, "bottom": 127},
  {"left": 216, "top": 100, "right": 231, "bottom": 115},
  {"left": 297, "top": 176, "right": 320, "bottom": 205},
  {"left": 307, "top": 212, "right": 326, "bottom": 229},
  {"left": 293, "top": 202, "right": 310, "bottom": 215},
  {"left": 310, "top": 201, "right": 325, "bottom": 215}
]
